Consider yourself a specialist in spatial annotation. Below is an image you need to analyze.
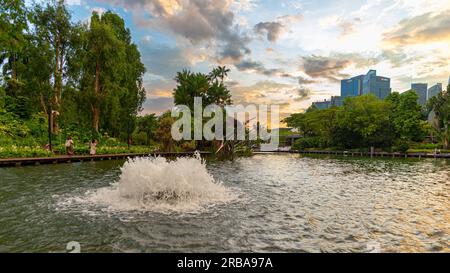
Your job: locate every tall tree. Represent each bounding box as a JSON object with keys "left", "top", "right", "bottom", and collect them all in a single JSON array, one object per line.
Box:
[
  {"left": 429, "top": 87, "right": 450, "bottom": 149},
  {"left": 0, "top": 0, "right": 28, "bottom": 95},
  {"left": 31, "top": 0, "right": 72, "bottom": 111},
  {"left": 387, "top": 91, "right": 426, "bottom": 142},
  {"left": 136, "top": 114, "right": 158, "bottom": 145},
  {"left": 174, "top": 67, "right": 232, "bottom": 110},
  {"left": 70, "top": 11, "right": 145, "bottom": 134}
]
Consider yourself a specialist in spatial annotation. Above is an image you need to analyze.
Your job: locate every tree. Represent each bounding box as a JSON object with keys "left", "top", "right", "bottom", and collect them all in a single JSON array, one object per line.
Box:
[
  {"left": 31, "top": 0, "right": 72, "bottom": 111},
  {"left": 209, "top": 66, "right": 230, "bottom": 84},
  {"left": 387, "top": 91, "right": 426, "bottom": 142},
  {"left": 173, "top": 67, "right": 232, "bottom": 110},
  {"left": 0, "top": 0, "right": 28, "bottom": 96},
  {"left": 69, "top": 11, "right": 145, "bottom": 134},
  {"left": 136, "top": 114, "right": 158, "bottom": 145},
  {"left": 155, "top": 112, "right": 175, "bottom": 152},
  {"left": 337, "top": 95, "right": 395, "bottom": 149},
  {"left": 429, "top": 87, "right": 450, "bottom": 149}
]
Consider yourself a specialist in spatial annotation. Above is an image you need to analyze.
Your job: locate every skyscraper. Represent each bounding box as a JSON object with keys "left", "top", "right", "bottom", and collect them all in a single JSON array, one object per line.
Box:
[
  {"left": 428, "top": 83, "right": 442, "bottom": 100},
  {"left": 411, "top": 83, "right": 428, "bottom": 106},
  {"left": 341, "top": 70, "right": 391, "bottom": 100},
  {"left": 341, "top": 75, "right": 364, "bottom": 98},
  {"left": 361, "top": 70, "right": 391, "bottom": 99}
]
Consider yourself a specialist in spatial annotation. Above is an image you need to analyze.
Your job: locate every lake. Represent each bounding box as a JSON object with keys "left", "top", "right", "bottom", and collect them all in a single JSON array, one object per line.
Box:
[{"left": 0, "top": 154, "right": 448, "bottom": 253}]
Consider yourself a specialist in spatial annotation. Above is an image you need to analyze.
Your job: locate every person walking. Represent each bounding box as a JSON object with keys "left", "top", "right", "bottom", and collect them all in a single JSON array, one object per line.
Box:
[{"left": 65, "top": 136, "right": 74, "bottom": 156}]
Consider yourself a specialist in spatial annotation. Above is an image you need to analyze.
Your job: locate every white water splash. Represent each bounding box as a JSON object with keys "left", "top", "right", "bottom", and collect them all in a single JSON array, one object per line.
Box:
[{"left": 82, "top": 153, "right": 237, "bottom": 213}]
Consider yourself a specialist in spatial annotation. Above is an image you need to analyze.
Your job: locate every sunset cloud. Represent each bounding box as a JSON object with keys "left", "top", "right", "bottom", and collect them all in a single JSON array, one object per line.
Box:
[
  {"left": 70, "top": 0, "right": 450, "bottom": 115},
  {"left": 383, "top": 10, "right": 450, "bottom": 46}
]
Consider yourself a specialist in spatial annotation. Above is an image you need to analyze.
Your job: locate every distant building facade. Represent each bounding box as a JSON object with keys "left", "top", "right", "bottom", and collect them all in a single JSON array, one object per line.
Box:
[
  {"left": 428, "top": 83, "right": 442, "bottom": 100},
  {"left": 411, "top": 83, "right": 428, "bottom": 106},
  {"left": 312, "top": 70, "right": 391, "bottom": 110},
  {"left": 361, "top": 70, "right": 391, "bottom": 99},
  {"left": 341, "top": 75, "right": 364, "bottom": 98},
  {"left": 341, "top": 70, "right": 391, "bottom": 100},
  {"left": 312, "top": 100, "right": 331, "bottom": 110},
  {"left": 331, "top": 96, "right": 344, "bottom": 107}
]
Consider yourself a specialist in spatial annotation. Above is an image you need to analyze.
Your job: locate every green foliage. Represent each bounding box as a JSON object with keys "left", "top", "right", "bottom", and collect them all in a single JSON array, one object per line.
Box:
[
  {"left": 0, "top": 145, "right": 53, "bottom": 158},
  {"left": 396, "top": 141, "right": 410, "bottom": 154},
  {"left": 292, "top": 137, "right": 321, "bottom": 150},
  {"left": 173, "top": 67, "right": 232, "bottom": 110},
  {"left": 285, "top": 94, "right": 421, "bottom": 151},
  {"left": 0, "top": 87, "right": 5, "bottom": 109},
  {"left": 387, "top": 91, "right": 426, "bottom": 142},
  {"left": 0, "top": 1, "right": 147, "bottom": 157},
  {"left": 428, "top": 86, "right": 450, "bottom": 149},
  {"left": 155, "top": 112, "right": 176, "bottom": 152},
  {"left": 135, "top": 114, "right": 158, "bottom": 145}
]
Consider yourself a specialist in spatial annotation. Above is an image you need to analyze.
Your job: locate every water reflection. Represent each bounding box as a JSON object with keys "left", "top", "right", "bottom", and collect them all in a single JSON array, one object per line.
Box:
[{"left": 0, "top": 154, "right": 448, "bottom": 252}]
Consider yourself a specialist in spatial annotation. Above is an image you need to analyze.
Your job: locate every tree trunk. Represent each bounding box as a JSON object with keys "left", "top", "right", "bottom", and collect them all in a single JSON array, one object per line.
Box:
[
  {"left": 92, "top": 104, "right": 100, "bottom": 133},
  {"left": 54, "top": 32, "right": 61, "bottom": 108},
  {"left": 92, "top": 60, "right": 101, "bottom": 132}
]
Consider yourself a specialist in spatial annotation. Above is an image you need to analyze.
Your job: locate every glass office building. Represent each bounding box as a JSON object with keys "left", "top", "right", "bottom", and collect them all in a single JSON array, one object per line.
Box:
[
  {"left": 341, "top": 70, "right": 391, "bottom": 100},
  {"left": 341, "top": 75, "right": 364, "bottom": 98},
  {"left": 428, "top": 83, "right": 442, "bottom": 100},
  {"left": 411, "top": 83, "right": 428, "bottom": 106},
  {"left": 361, "top": 70, "right": 391, "bottom": 99}
]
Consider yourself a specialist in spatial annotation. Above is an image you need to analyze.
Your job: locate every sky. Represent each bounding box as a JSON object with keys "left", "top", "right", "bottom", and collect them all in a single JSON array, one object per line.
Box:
[{"left": 64, "top": 0, "right": 450, "bottom": 117}]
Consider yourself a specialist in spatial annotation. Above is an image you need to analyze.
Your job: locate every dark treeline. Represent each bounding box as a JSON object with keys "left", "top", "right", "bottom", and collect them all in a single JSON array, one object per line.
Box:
[
  {"left": 0, "top": 0, "right": 145, "bottom": 144},
  {"left": 285, "top": 88, "right": 450, "bottom": 152}
]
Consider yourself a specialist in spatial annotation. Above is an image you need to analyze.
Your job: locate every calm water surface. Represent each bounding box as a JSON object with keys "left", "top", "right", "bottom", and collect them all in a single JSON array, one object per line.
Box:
[{"left": 0, "top": 154, "right": 449, "bottom": 252}]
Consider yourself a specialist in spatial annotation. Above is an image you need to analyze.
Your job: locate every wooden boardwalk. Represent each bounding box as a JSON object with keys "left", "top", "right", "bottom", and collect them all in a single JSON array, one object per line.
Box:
[{"left": 0, "top": 151, "right": 212, "bottom": 167}]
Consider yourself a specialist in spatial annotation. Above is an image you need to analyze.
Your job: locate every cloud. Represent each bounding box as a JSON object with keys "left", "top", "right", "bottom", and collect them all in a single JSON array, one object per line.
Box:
[
  {"left": 235, "top": 60, "right": 283, "bottom": 76},
  {"left": 254, "top": 21, "right": 284, "bottom": 42},
  {"left": 98, "top": 0, "right": 252, "bottom": 63},
  {"left": 319, "top": 15, "right": 361, "bottom": 37},
  {"left": 300, "top": 55, "right": 352, "bottom": 82},
  {"left": 299, "top": 53, "right": 381, "bottom": 82},
  {"left": 298, "top": 75, "right": 315, "bottom": 85},
  {"left": 253, "top": 13, "right": 302, "bottom": 42},
  {"left": 296, "top": 86, "right": 311, "bottom": 100},
  {"left": 383, "top": 10, "right": 450, "bottom": 46}
]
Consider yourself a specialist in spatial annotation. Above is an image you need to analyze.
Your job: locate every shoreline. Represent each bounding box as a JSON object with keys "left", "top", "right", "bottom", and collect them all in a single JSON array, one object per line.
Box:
[
  {"left": 0, "top": 151, "right": 212, "bottom": 167},
  {"left": 1, "top": 149, "right": 449, "bottom": 168},
  {"left": 255, "top": 150, "right": 450, "bottom": 159}
]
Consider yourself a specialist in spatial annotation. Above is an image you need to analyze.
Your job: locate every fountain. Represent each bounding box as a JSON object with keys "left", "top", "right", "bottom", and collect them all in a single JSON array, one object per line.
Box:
[{"left": 84, "top": 152, "right": 237, "bottom": 213}]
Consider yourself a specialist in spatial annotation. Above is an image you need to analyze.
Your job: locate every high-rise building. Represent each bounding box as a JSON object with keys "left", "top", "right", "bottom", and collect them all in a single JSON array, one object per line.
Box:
[
  {"left": 341, "top": 75, "right": 364, "bottom": 98},
  {"left": 341, "top": 70, "right": 391, "bottom": 100},
  {"left": 447, "top": 76, "right": 450, "bottom": 88},
  {"left": 428, "top": 83, "right": 442, "bottom": 100},
  {"left": 361, "top": 70, "right": 391, "bottom": 99},
  {"left": 411, "top": 83, "right": 428, "bottom": 106}
]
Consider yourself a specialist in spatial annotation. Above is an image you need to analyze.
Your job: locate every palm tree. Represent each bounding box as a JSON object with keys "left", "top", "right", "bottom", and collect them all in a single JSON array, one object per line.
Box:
[
  {"left": 217, "top": 66, "right": 230, "bottom": 84},
  {"left": 208, "top": 66, "right": 230, "bottom": 84}
]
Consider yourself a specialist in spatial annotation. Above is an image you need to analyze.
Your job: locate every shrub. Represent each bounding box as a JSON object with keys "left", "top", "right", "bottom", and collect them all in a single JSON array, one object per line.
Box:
[
  {"left": 396, "top": 141, "right": 410, "bottom": 153},
  {"left": 292, "top": 137, "right": 321, "bottom": 150}
]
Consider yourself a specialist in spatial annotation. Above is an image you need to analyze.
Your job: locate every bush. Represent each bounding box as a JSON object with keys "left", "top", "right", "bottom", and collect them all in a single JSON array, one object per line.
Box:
[
  {"left": 292, "top": 137, "right": 321, "bottom": 150},
  {"left": 396, "top": 141, "right": 410, "bottom": 153}
]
